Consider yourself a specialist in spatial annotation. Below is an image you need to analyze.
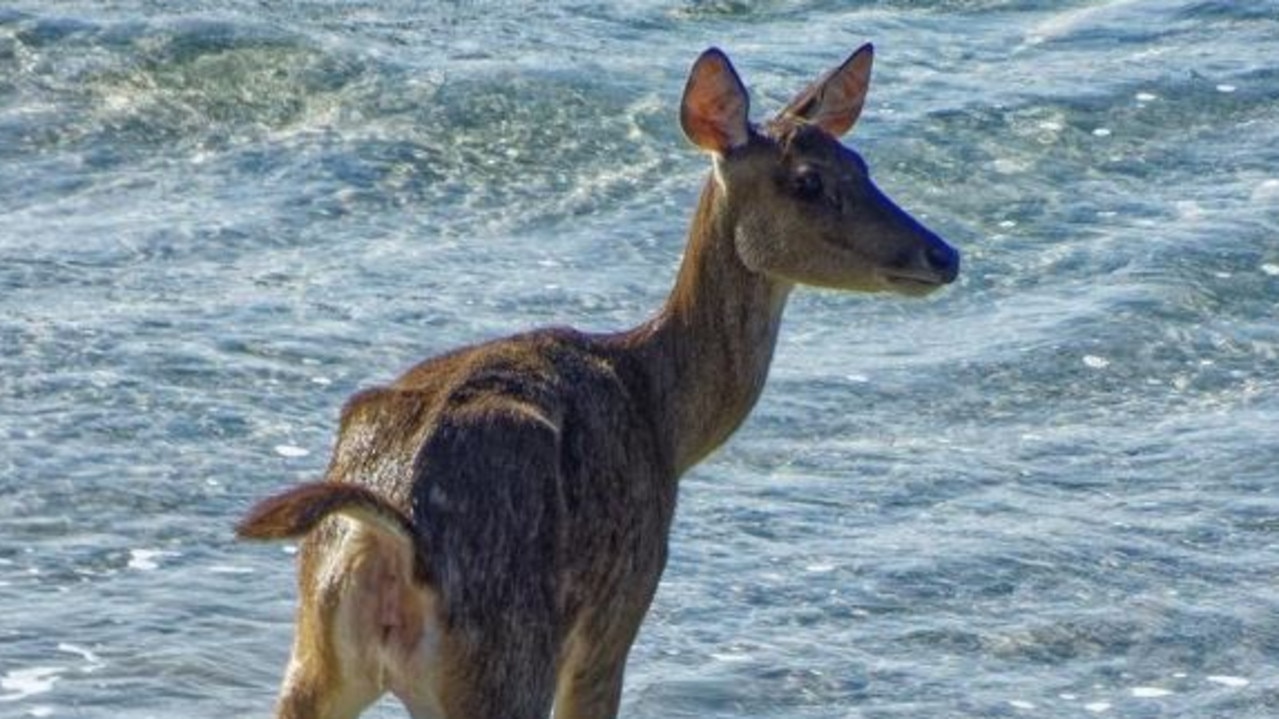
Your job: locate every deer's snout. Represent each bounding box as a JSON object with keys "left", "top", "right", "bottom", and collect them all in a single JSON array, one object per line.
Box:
[
  {"left": 864, "top": 179, "right": 960, "bottom": 293},
  {"left": 891, "top": 230, "right": 960, "bottom": 292},
  {"left": 872, "top": 211, "right": 961, "bottom": 295},
  {"left": 921, "top": 234, "right": 960, "bottom": 285}
]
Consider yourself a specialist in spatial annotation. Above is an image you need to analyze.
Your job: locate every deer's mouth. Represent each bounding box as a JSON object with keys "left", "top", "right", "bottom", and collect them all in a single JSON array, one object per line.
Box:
[{"left": 881, "top": 272, "right": 948, "bottom": 296}]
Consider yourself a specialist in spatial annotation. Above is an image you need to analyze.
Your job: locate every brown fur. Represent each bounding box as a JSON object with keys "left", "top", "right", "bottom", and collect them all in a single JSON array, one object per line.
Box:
[{"left": 238, "top": 44, "right": 959, "bottom": 719}]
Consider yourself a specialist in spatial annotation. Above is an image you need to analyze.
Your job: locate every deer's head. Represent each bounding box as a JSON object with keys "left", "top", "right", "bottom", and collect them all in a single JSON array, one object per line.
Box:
[{"left": 681, "top": 45, "right": 960, "bottom": 296}]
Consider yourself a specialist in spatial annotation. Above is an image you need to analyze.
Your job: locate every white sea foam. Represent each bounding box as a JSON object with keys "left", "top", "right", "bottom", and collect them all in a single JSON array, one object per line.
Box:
[
  {"left": 56, "top": 643, "right": 100, "bottom": 667},
  {"left": 0, "top": 667, "right": 62, "bottom": 703},
  {"left": 1175, "top": 200, "right": 1205, "bottom": 221},
  {"left": 1206, "top": 675, "right": 1249, "bottom": 688},
  {"left": 1083, "top": 355, "right": 1110, "bottom": 369},
  {"left": 1131, "top": 686, "right": 1173, "bottom": 698},
  {"left": 208, "top": 565, "right": 256, "bottom": 574},
  {"left": 128, "top": 549, "right": 178, "bottom": 571},
  {"left": 1084, "top": 701, "right": 1112, "bottom": 713},
  {"left": 1252, "top": 179, "right": 1279, "bottom": 204},
  {"left": 709, "top": 651, "right": 753, "bottom": 663},
  {"left": 992, "top": 157, "right": 1030, "bottom": 174},
  {"left": 274, "top": 445, "right": 310, "bottom": 458}
]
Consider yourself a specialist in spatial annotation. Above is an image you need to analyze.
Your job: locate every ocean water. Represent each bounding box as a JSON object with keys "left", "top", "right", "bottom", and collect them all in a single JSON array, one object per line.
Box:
[{"left": 2, "top": 1, "right": 1277, "bottom": 717}]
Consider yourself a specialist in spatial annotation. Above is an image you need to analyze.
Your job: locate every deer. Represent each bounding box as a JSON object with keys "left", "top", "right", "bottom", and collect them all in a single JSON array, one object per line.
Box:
[{"left": 236, "top": 43, "right": 959, "bottom": 719}]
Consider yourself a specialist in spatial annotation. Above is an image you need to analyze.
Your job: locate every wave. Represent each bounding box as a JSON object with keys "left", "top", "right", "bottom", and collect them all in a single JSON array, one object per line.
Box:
[{"left": 1, "top": 9, "right": 686, "bottom": 244}]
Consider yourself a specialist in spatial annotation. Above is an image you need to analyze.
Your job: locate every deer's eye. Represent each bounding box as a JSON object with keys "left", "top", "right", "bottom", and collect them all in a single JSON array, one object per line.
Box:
[{"left": 793, "top": 169, "right": 823, "bottom": 201}]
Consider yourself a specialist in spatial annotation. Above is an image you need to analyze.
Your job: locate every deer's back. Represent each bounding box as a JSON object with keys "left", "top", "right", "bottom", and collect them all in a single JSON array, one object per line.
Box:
[{"left": 322, "top": 327, "right": 677, "bottom": 635}]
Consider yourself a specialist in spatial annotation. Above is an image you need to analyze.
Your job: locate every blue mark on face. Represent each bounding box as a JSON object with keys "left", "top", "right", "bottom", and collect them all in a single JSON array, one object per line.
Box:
[
  {"left": 798, "top": 131, "right": 960, "bottom": 284},
  {"left": 865, "top": 170, "right": 961, "bottom": 283}
]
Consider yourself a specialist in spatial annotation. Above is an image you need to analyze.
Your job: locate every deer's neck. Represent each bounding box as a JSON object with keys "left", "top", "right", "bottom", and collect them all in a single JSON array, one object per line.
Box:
[{"left": 621, "top": 176, "right": 793, "bottom": 476}]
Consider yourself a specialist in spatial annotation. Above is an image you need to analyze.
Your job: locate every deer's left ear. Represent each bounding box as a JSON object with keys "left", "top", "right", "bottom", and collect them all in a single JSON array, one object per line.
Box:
[{"left": 778, "top": 43, "right": 873, "bottom": 137}]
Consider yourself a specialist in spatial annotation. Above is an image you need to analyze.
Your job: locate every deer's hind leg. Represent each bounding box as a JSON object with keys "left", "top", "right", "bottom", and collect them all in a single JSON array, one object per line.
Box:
[
  {"left": 413, "top": 400, "right": 571, "bottom": 719},
  {"left": 273, "top": 535, "right": 381, "bottom": 719},
  {"left": 274, "top": 522, "right": 439, "bottom": 719},
  {"left": 552, "top": 603, "right": 652, "bottom": 719},
  {"left": 429, "top": 625, "right": 558, "bottom": 719},
  {"left": 552, "top": 649, "right": 627, "bottom": 719}
]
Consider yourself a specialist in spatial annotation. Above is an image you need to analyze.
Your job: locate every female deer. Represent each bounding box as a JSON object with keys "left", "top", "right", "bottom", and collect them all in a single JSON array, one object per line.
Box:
[{"left": 239, "top": 44, "right": 959, "bottom": 719}]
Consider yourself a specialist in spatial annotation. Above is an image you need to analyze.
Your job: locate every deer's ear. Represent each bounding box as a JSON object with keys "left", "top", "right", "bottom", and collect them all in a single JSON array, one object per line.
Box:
[
  {"left": 779, "top": 43, "right": 873, "bottom": 137},
  {"left": 680, "top": 48, "right": 751, "bottom": 154}
]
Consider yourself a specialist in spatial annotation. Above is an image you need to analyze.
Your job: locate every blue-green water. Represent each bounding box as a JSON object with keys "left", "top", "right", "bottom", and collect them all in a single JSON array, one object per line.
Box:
[{"left": 2, "top": 2, "right": 1278, "bottom": 717}]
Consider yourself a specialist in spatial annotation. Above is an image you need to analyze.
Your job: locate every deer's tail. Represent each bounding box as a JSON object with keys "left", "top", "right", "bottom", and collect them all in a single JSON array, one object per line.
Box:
[{"left": 237, "top": 482, "right": 431, "bottom": 582}]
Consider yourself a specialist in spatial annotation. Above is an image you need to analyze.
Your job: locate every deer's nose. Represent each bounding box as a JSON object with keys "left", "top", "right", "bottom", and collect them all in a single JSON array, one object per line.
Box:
[{"left": 923, "top": 238, "right": 960, "bottom": 284}]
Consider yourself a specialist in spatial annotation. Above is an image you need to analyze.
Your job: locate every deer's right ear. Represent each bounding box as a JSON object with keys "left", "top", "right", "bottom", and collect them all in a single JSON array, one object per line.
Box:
[{"left": 680, "top": 48, "right": 751, "bottom": 154}]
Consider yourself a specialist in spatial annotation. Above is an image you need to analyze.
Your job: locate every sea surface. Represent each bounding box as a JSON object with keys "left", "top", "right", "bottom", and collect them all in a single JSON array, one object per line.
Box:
[{"left": 2, "top": 1, "right": 1278, "bottom": 717}]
